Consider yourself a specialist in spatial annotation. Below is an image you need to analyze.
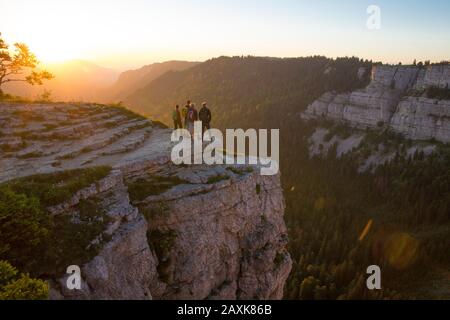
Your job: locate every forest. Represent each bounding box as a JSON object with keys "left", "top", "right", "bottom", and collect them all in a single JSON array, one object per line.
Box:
[
  {"left": 280, "top": 120, "right": 450, "bottom": 299},
  {"left": 125, "top": 55, "right": 373, "bottom": 129}
]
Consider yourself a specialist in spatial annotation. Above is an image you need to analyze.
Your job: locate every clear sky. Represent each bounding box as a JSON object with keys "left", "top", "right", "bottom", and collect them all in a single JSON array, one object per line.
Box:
[{"left": 1, "top": 0, "right": 449, "bottom": 70}]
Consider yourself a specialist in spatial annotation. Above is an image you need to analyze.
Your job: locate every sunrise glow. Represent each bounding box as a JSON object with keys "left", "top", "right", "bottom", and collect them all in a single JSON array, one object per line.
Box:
[{"left": 1, "top": 0, "right": 450, "bottom": 69}]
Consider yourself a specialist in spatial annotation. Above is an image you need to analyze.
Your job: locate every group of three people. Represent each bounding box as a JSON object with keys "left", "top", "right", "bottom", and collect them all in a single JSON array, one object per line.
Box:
[{"left": 172, "top": 100, "right": 212, "bottom": 135}]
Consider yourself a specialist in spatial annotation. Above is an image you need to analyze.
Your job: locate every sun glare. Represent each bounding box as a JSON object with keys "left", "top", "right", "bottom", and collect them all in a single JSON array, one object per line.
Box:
[
  {"left": 1, "top": 0, "right": 97, "bottom": 65},
  {"left": 33, "top": 41, "right": 80, "bottom": 64}
]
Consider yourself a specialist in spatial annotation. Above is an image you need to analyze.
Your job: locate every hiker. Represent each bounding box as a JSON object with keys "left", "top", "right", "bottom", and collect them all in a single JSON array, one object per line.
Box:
[
  {"left": 199, "top": 102, "right": 211, "bottom": 136},
  {"left": 182, "top": 100, "right": 190, "bottom": 128},
  {"left": 186, "top": 102, "right": 198, "bottom": 136},
  {"left": 172, "top": 105, "right": 182, "bottom": 129}
]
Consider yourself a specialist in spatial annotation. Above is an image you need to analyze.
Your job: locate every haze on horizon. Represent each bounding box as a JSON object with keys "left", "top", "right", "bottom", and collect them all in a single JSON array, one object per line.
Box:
[{"left": 1, "top": 0, "right": 450, "bottom": 70}]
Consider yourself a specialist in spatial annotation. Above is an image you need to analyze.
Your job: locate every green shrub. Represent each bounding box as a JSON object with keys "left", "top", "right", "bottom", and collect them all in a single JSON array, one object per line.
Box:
[
  {"left": 57, "top": 152, "right": 76, "bottom": 160},
  {"left": 0, "top": 141, "right": 27, "bottom": 153},
  {"left": 140, "top": 201, "right": 170, "bottom": 221},
  {"left": 43, "top": 123, "right": 58, "bottom": 131},
  {"left": 103, "top": 121, "right": 117, "bottom": 129},
  {"left": 0, "top": 167, "right": 113, "bottom": 277},
  {"left": 425, "top": 86, "right": 450, "bottom": 100},
  {"left": 256, "top": 183, "right": 261, "bottom": 195},
  {"left": 37, "top": 197, "right": 112, "bottom": 277},
  {"left": 152, "top": 120, "right": 168, "bottom": 129},
  {"left": 17, "top": 151, "right": 44, "bottom": 159},
  {"left": 0, "top": 187, "right": 49, "bottom": 267},
  {"left": 0, "top": 261, "right": 48, "bottom": 300},
  {"left": 0, "top": 261, "right": 18, "bottom": 286},
  {"left": 0, "top": 93, "right": 31, "bottom": 103},
  {"left": 335, "top": 125, "right": 353, "bottom": 139},
  {"left": 207, "top": 174, "right": 229, "bottom": 184},
  {"left": 129, "top": 122, "right": 152, "bottom": 132},
  {"left": 147, "top": 229, "right": 177, "bottom": 283},
  {"left": 2, "top": 166, "right": 111, "bottom": 207},
  {"left": 127, "top": 175, "right": 186, "bottom": 202},
  {"left": 147, "top": 229, "right": 177, "bottom": 258},
  {"left": 323, "top": 130, "right": 335, "bottom": 142},
  {"left": 274, "top": 251, "right": 286, "bottom": 267},
  {"left": 226, "top": 166, "right": 253, "bottom": 175},
  {"left": 108, "top": 103, "right": 147, "bottom": 120}
]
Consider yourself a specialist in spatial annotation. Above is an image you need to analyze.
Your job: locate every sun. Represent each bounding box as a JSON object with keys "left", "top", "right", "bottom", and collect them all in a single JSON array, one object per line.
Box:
[
  {"left": 1, "top": 1, "right": 91, "bottom": 65},
  {"left": 31, "top": 39, "right": 81, "bottom": 65},
  {"left": 38, "top": 51, "right": 77, "bottom": 65}
]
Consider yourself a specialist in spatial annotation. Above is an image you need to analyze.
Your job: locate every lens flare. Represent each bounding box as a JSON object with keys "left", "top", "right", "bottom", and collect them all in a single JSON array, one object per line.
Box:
[
  {"left": 384, "top": 233, "right": 419, "bottom": 270},
  {"left": 358, "top": 219, "right": 373, "bottom": 241}
]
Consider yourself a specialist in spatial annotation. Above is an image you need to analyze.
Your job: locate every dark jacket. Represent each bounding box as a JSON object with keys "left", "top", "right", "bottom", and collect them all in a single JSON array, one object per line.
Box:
[
  {"left": 199, "top": 106, "right": 211, "bottom": 123},
  {"left": 187, "top": 107, "right": 198, "bottom": 122}
]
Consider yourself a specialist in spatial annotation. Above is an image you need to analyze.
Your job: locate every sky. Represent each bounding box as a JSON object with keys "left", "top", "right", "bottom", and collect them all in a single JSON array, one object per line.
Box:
[{"left": 1, "top": 0, "right": 449, "bottom": 70}]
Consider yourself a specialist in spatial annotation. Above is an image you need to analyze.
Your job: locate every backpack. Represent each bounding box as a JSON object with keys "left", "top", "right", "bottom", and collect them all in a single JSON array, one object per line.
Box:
[{"left": 188, "top": 108, "right": 195, "bottom": 121}]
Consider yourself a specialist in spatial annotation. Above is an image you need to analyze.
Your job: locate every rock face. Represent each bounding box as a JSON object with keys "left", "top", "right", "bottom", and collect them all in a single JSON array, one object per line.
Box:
[
  {"left": 303, "top": 65, "right": 450, "bottom": 143},
  {"left": 0, "top": 102, "right": 291, "bottom": 300},
  {"left": 139, "top": 165, "right": 290, "bottom": 300},
  {"left": 415, "top": 65, "right": 450, "bottom": 90},
  {"left": 390, "top": 97, "right": 450, "bottom": 142},
  {"left": 306, "top": 126, "right": 437, "bottom": 173}
]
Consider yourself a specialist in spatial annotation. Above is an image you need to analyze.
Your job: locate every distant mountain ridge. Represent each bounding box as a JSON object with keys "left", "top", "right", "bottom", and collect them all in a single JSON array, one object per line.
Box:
[
  {"left": 3, "top": 60, "right": 119, "bottom": 102},
  {"left": 2, "top": 59, "right": 200, "bottom": 103},
  {"left": 107, "top": 60, "right": 200, "bottom": 101},
  {"left": 124, "top": 56, "right": 372, "bottom": 127}
]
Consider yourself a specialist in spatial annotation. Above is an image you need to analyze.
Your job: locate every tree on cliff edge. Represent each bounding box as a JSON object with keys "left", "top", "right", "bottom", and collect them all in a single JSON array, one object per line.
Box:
[{"left": 0, "top": 32, "right": 53, "bottom": 95}]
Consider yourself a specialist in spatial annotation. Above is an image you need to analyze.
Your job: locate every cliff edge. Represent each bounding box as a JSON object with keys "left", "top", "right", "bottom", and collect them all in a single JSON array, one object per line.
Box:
[{"left": 0, "top": 102, "right": 291, "bottom": 300}]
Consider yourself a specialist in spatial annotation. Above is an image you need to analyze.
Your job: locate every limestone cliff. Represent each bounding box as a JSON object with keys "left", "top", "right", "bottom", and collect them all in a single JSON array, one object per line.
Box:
[
  {"left": 302, "top": 65, "right": 450, "bottom": 143},
  {"left": 0, "top": 102, "right": 291, "bottom": 300}
]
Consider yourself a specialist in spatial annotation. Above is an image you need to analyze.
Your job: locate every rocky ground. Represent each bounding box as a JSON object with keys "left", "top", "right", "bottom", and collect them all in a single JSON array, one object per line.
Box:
[{"left": 0, "top": 102, "right": 291, "bottom": 300}]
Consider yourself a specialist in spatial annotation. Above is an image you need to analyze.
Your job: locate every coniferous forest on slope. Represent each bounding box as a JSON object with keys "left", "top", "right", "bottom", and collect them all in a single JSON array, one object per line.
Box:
[
  {"left": 127, "top": 56, "right": 450, "bottom": 299},
  {"left": 281, "top": 121, "right": 450, "bottom": 299},
  {"left": 125, "top": 56, "right": 373, "bottom": 128}
]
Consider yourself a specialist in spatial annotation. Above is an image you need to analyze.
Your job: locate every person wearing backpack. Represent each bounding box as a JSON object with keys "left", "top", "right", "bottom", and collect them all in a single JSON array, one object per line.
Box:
[
  {"left": 172, "top": 105, "right": 182, "bottom": 129},
  {"left": 199, "top": 102, "right": 212, "bottom": 136},
  {"left": 186, "top": 102, "right": 198, "bottom": 135}
]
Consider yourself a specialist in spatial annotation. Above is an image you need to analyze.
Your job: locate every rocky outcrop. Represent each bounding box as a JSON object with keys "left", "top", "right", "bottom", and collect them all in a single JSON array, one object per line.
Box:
[
  {"left": 138, "top": 165, "right": 290, "bottom": 300},
  {"left": 390, "top": 97, "right": 450, "bottom": 141},
  {"left": 307, "top": 127, "right": 438, "bottom": 173},
  {"left": 303, "top": 65, "right": 450, "bottom": 143},
  {"left": 0, "top": 102, "right": 291, "bottom": 300},
  {"left": 415, "top": 65, "right": 450, "bottom": 90},
  {"left": 371, "top": 65, "right": 421, "bottom": 90}
]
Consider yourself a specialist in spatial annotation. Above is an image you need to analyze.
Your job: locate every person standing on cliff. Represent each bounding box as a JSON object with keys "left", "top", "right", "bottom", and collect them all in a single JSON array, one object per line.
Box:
[
  {"left": 172, "top": 105, "right": 182, "bottom": 129},
  {"left": 182, "top": 100, "right": 190, "bottom": 128},
  {"left": 186, "top": 102, "right": 198, "bottom": 136},
  {"left": 199, "top": 102, "right": 211, "bottom": 137}
]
